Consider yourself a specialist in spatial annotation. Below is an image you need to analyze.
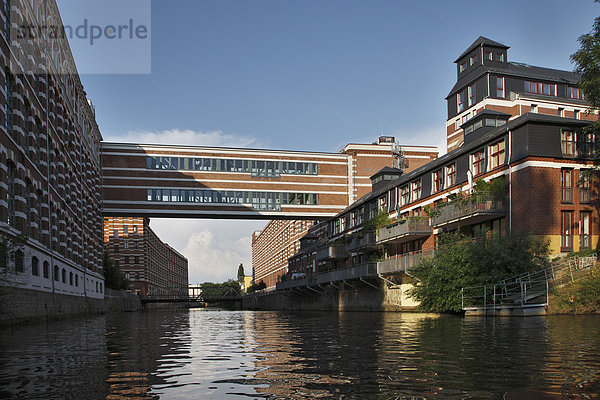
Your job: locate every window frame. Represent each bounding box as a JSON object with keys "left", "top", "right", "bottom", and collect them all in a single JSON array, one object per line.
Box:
[
  {"left": 488, "top": 140, "right": 506, "bottom": 170},
  {"left": 561, "top": 130, "right": 576, "bottom": 157},
  {"left": 446, "top": 163, "right": 456, "bottom": 187},
  {"left": 432, "top": 169, "right": 444, "bottom": 193},
  {"left": 471, "top": 149, "right": 486, "bottom": 176},
  {"left": 496, "top": 76, "right": 505, "bottom": 98}
]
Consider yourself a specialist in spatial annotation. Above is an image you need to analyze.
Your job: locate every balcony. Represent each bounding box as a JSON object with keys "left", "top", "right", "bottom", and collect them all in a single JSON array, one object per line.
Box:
[
  {"left": 430, "top": 195, "right": 506, "bottom": 228},
  {"left": 347, "top": 232, "right": 378, "bottom": 252},
  {"left": 316, "top": 243, "right": 348, "bottom": 260},
  {"left": 377, "top": 217, "right": 432, "bottom": 244},
  {"left": 276, "top": 277, "right": 309, "bottom": 291},
  {"left": 316, "top": 263, "right": 377, "bottom": 284},
  {"left": 377, "top": 249, "right": 436, "bottom": 275}
]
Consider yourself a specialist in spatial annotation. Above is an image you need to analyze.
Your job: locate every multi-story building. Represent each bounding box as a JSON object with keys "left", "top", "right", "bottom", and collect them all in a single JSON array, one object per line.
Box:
[
  {"left": 446, "top": 36, "right": 596, "bottom": 152},
  {"left": 0, "top": 0, "right": 104, "bottom": 298},
  {"left": 251, "top": 139, "right": 438, "bottom": 288},
  {"left": 281, "top": 37, "right": 598, "bottom": 299},
  {"left": 104, "top": 217, "right": 188, "bottom": 296}
]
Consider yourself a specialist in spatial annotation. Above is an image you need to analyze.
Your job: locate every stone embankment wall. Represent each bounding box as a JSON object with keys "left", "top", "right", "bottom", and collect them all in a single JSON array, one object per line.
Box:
[
  {"left": 0, "top": 286, "right": 142, "bottom": 327},
  {"left": 243, "top": 281, "right": 418, "bottom": 312}
]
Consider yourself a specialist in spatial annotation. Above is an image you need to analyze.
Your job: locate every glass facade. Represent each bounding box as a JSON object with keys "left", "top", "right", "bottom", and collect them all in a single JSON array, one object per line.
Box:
[
  {"left": 146, "top": 156, "right": 318, "bottom": 177},
  {"left": 146, "top": 188, "right": 319, "bottom": 211}
]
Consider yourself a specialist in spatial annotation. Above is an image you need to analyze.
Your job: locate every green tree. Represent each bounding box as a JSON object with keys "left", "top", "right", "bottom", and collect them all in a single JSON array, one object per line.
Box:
[
  {"left": 237, "top": 263, "right": 245, "bottom": 282},
  {"left": 103, "top": 253, "right": 130, "bottom": 291},
  {"left": 408, "top": 231, "right": 550, "bottom": 312}
]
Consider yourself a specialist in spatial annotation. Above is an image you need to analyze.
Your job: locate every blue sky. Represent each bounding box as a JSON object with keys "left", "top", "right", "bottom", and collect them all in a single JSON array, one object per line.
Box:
[{"left": 57, "top": 0, "right": 599, "bottom": 283}]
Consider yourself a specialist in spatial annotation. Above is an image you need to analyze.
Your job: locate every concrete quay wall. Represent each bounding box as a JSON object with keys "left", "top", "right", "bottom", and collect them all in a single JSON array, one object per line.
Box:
[
  {"left": 243, "top": 281, "right": 419, "bottom": 312},
  {"left": 0, "top": 286, "right": 142, "bottom": 327}
]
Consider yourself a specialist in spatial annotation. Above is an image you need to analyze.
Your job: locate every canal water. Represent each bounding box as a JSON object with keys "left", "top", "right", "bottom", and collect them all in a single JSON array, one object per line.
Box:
[{"left": 0, "top": 310, "right": 599, "bottom": 399}]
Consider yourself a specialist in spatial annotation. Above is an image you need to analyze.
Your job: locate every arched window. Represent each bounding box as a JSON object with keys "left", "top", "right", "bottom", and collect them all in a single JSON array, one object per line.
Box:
[
  {"left": 54, "top": 265, "right": 59, "bottom": 281},
  {"left": 7, "top": 162, "right": 16, "bottom": 227},
  {"left": 95, "top": 281, "right": 98, "bottom": 292},
  {"left": 69, "top": 272, "right": 73, "bottom": 285},
  {"left": 99, "top": 283, "right": 103, "bottom": 293},
  {"left": 31, "top": 256, "right": 39, "bottom": 276},
  {"left": 61, "top": 268, "right": 66, "bottom": 283},
  {"left": 75, "top": 274, "right": 79, "bottom": 287},
  {"left": 15, "top": 250, "right": 24, "bottom": 273},
  {"left": 43, "top": 261, "right": 49, "bottom": 278}
]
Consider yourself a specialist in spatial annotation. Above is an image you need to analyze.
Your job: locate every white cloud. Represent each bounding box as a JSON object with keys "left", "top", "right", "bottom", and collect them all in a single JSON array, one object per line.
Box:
[
  {"left": 148, "top": 218, "right": 266, "bottom": 285},
  {"left": 103, "top": 129, "right": 261, "bottom": 148}
]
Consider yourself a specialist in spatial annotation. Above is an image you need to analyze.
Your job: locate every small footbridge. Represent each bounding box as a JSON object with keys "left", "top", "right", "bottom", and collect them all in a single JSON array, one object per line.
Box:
[
  {"left": 140, "top": 284, "right": 242, "bottom": 306},
  {"left": 461, "top": 254, "right": 597, "bottom": 316}
]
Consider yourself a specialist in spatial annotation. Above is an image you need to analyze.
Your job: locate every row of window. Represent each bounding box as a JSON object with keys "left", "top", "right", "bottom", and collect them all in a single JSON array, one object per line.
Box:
[
  {"left": 561, "top": 130, "right": 596, "bottom": 157},
  {"left": 561, "top": 211, "right": 592, "bottom": 251},
  {"left": 561, "top": 169, "right": 593, "bottom": 204},
  {"left": 146, "top": 189, "right": 319, "bottom": 209},
  {"left": 458, "top": 51, "right": 504, "bottom": 73},
  {"left": 146, "top": 156, "right": 319, "bottom": 177},
  {"left": 24, "top": 256, "right": 103, "bottom": 293}
]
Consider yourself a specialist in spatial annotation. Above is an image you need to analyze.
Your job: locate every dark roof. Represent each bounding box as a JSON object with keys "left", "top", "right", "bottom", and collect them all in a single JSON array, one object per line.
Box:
[
  {"left": 370, "top": 166, "right": 404, "bottom": 179},
  {"left": 454, "top": 36, "right": 509, "bottom": 63},
  {"left": 334, "top": 113, "right": 592, "bottom": 218},
  {"left": 447, "top": 62, "right": 582, "bottom": 98}
]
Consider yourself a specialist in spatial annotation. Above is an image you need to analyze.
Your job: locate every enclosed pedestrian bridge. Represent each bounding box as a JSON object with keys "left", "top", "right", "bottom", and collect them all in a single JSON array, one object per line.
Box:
[
  {"left": 101, "top": 140, "right": 436, "bottom": 219},
  {"left": 102, "top": 142, "right": 349, "bottom": 219}
]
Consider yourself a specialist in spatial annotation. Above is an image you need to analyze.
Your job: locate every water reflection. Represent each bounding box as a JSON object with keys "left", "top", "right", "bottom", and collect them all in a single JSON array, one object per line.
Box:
[{"left": 0, "top": 311, "right": 599, "bottom": 399}]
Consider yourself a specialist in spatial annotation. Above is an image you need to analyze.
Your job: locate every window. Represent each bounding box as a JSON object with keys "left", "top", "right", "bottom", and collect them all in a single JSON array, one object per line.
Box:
[
  {"left": 495, "top": 53, "right": 504, "bottom": 62},
  {"left": 561, "top": 130, "right": 576, "bottom": 156},
  {"left": 496, "top": 77, "right": 504, "bottom": 98},
  {"left": 69, "top": 272, "right": 73, "bottom": 285},
  {"left": 530, "top": 104, "right": 538, "bottom": 113},
  {"left": 113, "top": 229, "right": 118, "bottom": 238},
  {"left": 458, "top": 91, "right": 465, "bottom": 112},
  {"left": 485, "top": 51, "right": 493, "bottom": 61},
  {"left": 124, "top": 225, "right": 128, "bottom": 234},
  {"left": 124, "top": 256, "right": 129, "bottom": 264},
  {"left": 580, "top": 172, "right": 592, "bottom": 203},
  {"left": 561, "top": 211, "right": 574, "bottom": 251},
  {"left": 525, "top": 81, "right": 556, "bottom": 96},
  {"left": 468, "top": 84, "right": 476, "bottom": 106},
  {"left": 558, "top": 108, "right": 564, "bottom": 117},
  {"left": 433, "top": 170, "right": 443, "bottom": 193},
  {"left": 574, "top": 109, "right": 580, "bottom": 120},
  {"left": 568, "top": 87, "right": 585, "bottom": 100},
  {"left": 470, "top": 54, "right": 478, "bottom": 65},
  {"left": 459, "top": 61, "right": 467, "bottom": 72},
  {"left": 114, "top": 244, "right": 119, "bottom": 253},
  {"left": 489, "top": 141, "right": 506, "bottom": 169},
  {"left": 75, "top": 275, "right": 79, "bottom": 287},
  {"left": 561, "top": 169, "right": 574, "bottom": 203},
  {"left": 400, "top": 186, "right": 410, "bottom": 206},
  {"left": 43, "top": 261, "right": 49, "bottom": 279},
  {"left": 124, "top": 240, "right": 129, "bottom": 249},
  {"left": 446, "top": 164, "right": 456, "bottom": 187},
  {"left": 411, "top": 180, "right": 422, "bottom": 202},
  {"left": 471, "top": 150, "right": 486, "bottom": 176},
  {"left": 61, "top": 268, "right": 66, "bottom": 283},
  {"left": 583, "top": 133, "right": 596, "bottom": 157},
  {"left": 7, "top": 162, "right": 16, "bottom": 227},
  {"left": 580, "top": 212, "right": 592, "bottom": 249},
  {"left": 15, "top": 250, "right": 24, "bottom": 273},
  {"left": 135, "top": 256, "right": 139, "bottom": 264},
  {"left": 32, "top": 257, "right": 39, "bottom": 276}
]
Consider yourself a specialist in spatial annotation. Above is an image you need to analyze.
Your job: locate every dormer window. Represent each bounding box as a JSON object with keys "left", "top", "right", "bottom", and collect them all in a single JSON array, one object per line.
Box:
[
  {"left": 495, "top": 53, "right": 504, "bottom": 62},
  {"left": 459, "top": 61, "right": 467, "bottom": 72},
  {"left": 568, "top": 87, "right": 585, "bottom": 100},
  {"left": 485, "top": 51, "right": 493, "bottom": 60},
  {"left": 470, "top": 54, "right": 478, "bottom": 65},
  {"left": 525, "top": 81, "right": 556, "bottom": 96},
  {"left": 458, "top": 92, "right": 465, "bottom": 112},
  {"left": 468, "top": 84, "right": 476, "bottom": 106}
]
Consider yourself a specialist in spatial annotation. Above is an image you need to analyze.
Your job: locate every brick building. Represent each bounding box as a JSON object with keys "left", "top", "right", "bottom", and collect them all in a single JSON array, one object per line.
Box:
[
  {"left": 252, "top": 140, "right": 438, "bottom": 288},
  {"left": 281, "top": 37, "right": 598, "bottom": 297},
  {"left": 0, "top": 0, "right": 104, "bottom": 298},
  {"left": 104, "top": 217, "right": 188, "bottom": 296},
  {"left": 446, "top": 36, "right": 595, "bottom": 152}
]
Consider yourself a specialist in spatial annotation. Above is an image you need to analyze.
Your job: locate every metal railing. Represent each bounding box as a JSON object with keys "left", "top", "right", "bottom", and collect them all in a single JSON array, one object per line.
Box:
[
  {"left": 377, "top": 249, "right": 435, "bottom": 275},
  {"left": 377, "top": 217, "right": 432, "bottom": 244},
  {"left": 316, "top": 263, "right": 377, "bottom": 284},
  {"left": 276, "top": 277, "right": 309, "bottom": 291},
  {"left": 347, "top": 232, "right": 377, "bottom": 251},
  {"left": 316, "top": 243, "right": 348, "bottom": 260},
  {"left": 462, "top": 254, "right": 597, "bottom": 312},
  {"left": 430, "top": 195, "right": 506, "bottom": 227}
]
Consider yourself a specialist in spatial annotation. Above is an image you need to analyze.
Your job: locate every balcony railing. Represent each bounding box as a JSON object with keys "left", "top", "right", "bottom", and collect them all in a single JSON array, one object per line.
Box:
[
  {"left": 347, "top": 232, "right": 378, "bottom": 251},
  {"left": 562, "top": 187, "right": 574, "bottom": 203},
  {"left": 316, "top": 263, "right": 377, "bottom": 284},
  {"left": 580, "top": 188, "right": 592, "bottom": 203},
  {"left": 377, "top": 217, "right": 432, "bottom": 244},
  {"left": 430, "top": 195, "right": 506, "bottom": 227},
  {"left": 316, "top": 243, "right": 348, "bottom": 260},
  {"left": 377, "top": 249, "right": 436, "bottom": 275},
  {"left": 580, "top": 234, "right": 592, "bottom": 249},
  {"left": 561, "top": 235, "right": 574, "bottom": 252},
  {"left": 276, "top": 277, "right": 309, "bottom": 291}
]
